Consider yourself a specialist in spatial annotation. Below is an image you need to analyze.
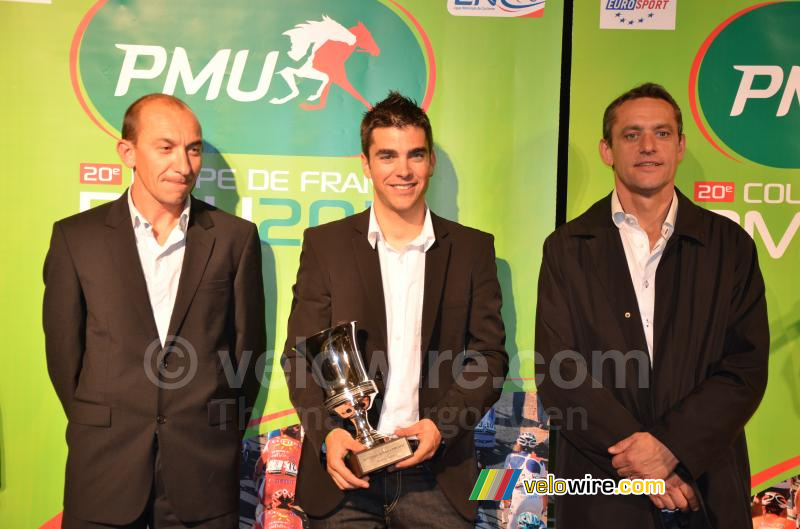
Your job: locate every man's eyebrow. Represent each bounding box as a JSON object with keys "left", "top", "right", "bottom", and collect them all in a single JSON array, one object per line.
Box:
[
  {"left": 620, "top": 123, "right": 675, "bottom": 132},
  {"left": 374, "top": 148, "right": 397, "bottom": 156},
  {"left": 408, "top": 147, "right": 428, "bottom": 155},
  {"left": 151, "top": 138, "right": 204, "bottom": 147}
]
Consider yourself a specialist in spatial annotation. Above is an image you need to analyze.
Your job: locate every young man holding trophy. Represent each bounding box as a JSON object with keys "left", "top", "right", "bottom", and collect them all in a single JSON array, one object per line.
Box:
[{"left": 282, "top": 92, "right": 508, "bottom": 527}]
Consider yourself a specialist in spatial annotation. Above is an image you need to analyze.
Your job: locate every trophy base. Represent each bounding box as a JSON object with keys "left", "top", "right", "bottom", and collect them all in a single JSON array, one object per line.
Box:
[{"left": 348, "top": 437, "right": 414, "bottom": 477}]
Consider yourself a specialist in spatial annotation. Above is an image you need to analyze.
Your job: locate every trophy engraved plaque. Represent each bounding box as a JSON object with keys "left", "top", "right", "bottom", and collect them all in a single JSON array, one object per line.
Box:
[{"left": 299, "top": 321, "right": 413, "bottom": 477}]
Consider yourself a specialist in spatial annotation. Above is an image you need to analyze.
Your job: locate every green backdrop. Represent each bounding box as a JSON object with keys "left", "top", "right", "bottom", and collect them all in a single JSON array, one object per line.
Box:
[{"left": 0, "top": 1, "right": 563, "bottom": 527}]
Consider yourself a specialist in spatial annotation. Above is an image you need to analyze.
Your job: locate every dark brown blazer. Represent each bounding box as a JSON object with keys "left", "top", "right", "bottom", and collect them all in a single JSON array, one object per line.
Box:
[
  {"left": 281, "top": 209, "right": 508, "bottom": 520},
  {"left": 43, "top": 191, "right": 265, "bottom": 525},
  {"left": 535, "top": 189, "right": 769, "bottom": 529}
]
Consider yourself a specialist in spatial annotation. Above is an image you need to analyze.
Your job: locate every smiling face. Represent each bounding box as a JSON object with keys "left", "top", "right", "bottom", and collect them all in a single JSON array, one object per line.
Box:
[
  {"left": 599, "top": 97, "right": 685, "bottom": 199},
  {"left": 117, "top": 98, "right": 203, "bottom": 215},
  {"left": 361, "top": 125, "right": 434, "bottom": 220}
]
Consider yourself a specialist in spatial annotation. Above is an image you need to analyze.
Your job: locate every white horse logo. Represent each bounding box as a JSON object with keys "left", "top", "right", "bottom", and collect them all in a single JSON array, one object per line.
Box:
[{"left": 270, "top": 15, "right": 381, "bottom": 110}]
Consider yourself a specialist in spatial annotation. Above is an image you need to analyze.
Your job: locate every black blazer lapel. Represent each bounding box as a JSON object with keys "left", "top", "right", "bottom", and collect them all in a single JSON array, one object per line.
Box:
[
  {"left": 652, "top": 189, "right": 706, "bottom": 374},
  {"left": 574, "top": 195, "right": 653, "bottom": 424},
  {"left": 104, "top": 191, "right": 159, "bottom": 343},
  {"left": 421, "top": 214, "right": 451, "bottom": 358},
  {"left": 592, "top": 230, "right": 649, "bottom": 352},
  {"left": 166, "top": 197, "right": 215, "bottom": 343},
  {"left": 350, "top": 210, "right": 388, "bottom": 354},
  {"left": 574, "top": 196, "right": 648, "bottom": 354}
]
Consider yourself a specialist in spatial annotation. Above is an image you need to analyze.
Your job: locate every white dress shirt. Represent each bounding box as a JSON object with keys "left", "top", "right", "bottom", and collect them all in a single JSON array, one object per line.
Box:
[
  {"left": 611, "top": 190, "right": 678, "bottom": 362},
  {"left": 128, "top": 190, "right": 190, "bottom": 347},
  {"left": 367, "top": 206, "right": 436, "bottom": 436}
]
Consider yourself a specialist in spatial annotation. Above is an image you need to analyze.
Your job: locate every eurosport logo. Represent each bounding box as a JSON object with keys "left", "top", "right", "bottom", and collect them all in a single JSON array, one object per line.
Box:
[
  {"left": 599, "top": 0, "right": 677, "bottom": 30},
  {"left": 690, "top": 2, "right": 800, "bottom": 168},
  {"left": 71, "top": 0, "right": 434, "bottom": 157},
  {"left": 447, "top": 0, "right": 545, "bottom": 18}
]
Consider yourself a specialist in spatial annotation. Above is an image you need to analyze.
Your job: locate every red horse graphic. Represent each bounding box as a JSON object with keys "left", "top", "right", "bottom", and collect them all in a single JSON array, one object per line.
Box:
[{"left": 270, "top": 16, "right": 380, "bottom": 110}]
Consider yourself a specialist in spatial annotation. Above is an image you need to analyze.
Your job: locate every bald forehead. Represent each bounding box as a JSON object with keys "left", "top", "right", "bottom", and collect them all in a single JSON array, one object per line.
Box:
[
  {"left": 122, "top": 94, "right": 200, "bottom": 142},
  {"left": 139, "top": 98, "right": 197, "bottom": 123}
]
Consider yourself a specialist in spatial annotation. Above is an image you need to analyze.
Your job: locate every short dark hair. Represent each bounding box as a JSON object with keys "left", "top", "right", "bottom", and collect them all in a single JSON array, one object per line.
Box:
[
  {"left": 121, "top": 93, "right": 195, "bottom": 142},
  {"left": 360, "top": 91, "right": 433, "bottom": 156},
  {"left": 602, "top": 83, "right": 683, "bottom": 144}
]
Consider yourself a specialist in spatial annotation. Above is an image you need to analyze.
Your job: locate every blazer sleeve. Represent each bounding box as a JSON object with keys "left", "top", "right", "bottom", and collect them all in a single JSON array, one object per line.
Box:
[
  {"left": 234, "top": 223, "right": 267, "bottom": 427},
  {"left": 281, "top": 229, "right": 344, "bottom": 455},
  {"left": 43, "top": 221, "right": 86, "bottom": 413},
  {"left": 649, "top": 233, "right": 769, "bottom": 480},
  {"left": 427, "top": 233, "right": 509, "bottom": 447},
  {"left": 535, "top": 234, "right": 644, "bottom": 477}
]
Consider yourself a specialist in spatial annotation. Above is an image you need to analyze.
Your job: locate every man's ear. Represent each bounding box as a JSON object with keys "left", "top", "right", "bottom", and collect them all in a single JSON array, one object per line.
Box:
[
  {"left": 117, "top": 139, "right": 135, "bottom": 169},
  {"left": 361, "top": 152, "right": 372, "bottom": 180},
  {"left": 599, "top": 139, "right": 614, "bottom": 168},
  {"left": 430, "top": 149, "right": 437, "bottom": 175}
]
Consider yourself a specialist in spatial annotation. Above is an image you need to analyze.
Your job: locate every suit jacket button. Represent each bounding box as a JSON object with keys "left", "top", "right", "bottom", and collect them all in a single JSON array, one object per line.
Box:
[{"left": 156, "top": 414, "right": 166, "bottom": 425}]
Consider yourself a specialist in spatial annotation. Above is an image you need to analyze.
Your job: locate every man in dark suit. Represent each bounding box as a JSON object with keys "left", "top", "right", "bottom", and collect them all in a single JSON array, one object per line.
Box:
[
  {"left": 535, "top": 83, "right": 769, "bottom": 528},
  {"left": 282, "top": 92, "right": 508, "bottom": 527},
  {"left": 43, "top": 94, "right": 265, "bottom": 528}
]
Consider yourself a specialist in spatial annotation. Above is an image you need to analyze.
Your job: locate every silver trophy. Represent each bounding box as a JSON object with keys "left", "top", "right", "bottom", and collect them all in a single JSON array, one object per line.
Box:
[{"left": 299, "top": 321, "right": 413, "bottom": 476}]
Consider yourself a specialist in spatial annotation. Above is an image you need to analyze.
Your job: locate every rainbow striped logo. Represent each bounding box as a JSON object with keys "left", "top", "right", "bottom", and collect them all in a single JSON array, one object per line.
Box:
[{"left": 469, "top": 468, "right": 522, "bottom": 500}]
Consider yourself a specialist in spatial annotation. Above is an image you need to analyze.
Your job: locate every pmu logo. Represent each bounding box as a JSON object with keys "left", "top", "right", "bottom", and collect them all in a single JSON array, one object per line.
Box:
[
  {"left": 72, "top": 0, "right": 434, "bottom": 157},
  {"left": 114, "top": 16, "right": 380, "bottom": 111},
  {"left": 690, "top": 2, "right": 800, "bottom": 168}
]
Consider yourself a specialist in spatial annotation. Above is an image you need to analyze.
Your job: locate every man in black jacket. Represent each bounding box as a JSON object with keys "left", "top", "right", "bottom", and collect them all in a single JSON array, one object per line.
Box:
[
  {"left": 44, "top": 94, "right": 265, "bottom": 528},
  {"left": 282, "top": 92, "right": 508, "bottom": 527},
  {"left": 535, "top": 83, "right": 769, "bottom": 529}
]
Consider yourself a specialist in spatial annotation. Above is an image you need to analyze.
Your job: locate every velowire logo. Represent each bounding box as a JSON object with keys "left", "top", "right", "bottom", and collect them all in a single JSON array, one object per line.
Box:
[
  {"left": 71, "top": 0, "right": 434, "bottom": 157},
  {"left": 690, "top": 2, "right": 800, "bottom": 168}
]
